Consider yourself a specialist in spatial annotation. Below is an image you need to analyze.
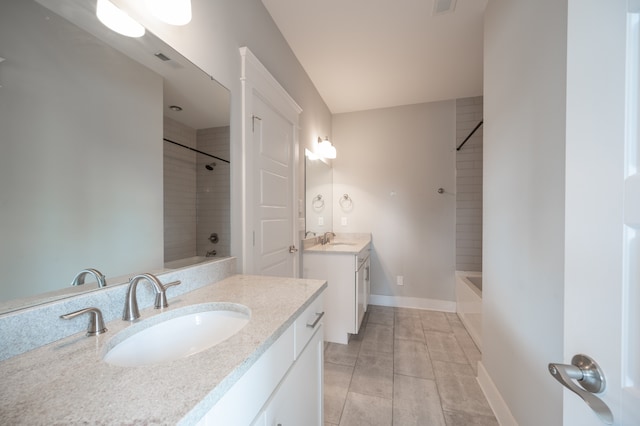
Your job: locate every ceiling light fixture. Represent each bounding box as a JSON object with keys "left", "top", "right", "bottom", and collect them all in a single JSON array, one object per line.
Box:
[
  {"left": 96, "top": 0, "right": 145, "bottom": 38},
  {"left": 317, "top": 136, "right": 337, "bottom": 159},
  {"left": 147, "top": 0, "right": 192, "bottom": 26}
]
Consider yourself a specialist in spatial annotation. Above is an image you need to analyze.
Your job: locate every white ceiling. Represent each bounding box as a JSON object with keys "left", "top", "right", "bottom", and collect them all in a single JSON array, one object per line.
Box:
[{"left": 261, "top": 0, "right": 487, "bottom": 114}]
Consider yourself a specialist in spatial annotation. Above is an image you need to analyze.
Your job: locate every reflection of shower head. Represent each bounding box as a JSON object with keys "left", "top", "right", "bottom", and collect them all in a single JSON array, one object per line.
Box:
[{"left": 205, "top": 162, "right": 216, "bottom": 171}]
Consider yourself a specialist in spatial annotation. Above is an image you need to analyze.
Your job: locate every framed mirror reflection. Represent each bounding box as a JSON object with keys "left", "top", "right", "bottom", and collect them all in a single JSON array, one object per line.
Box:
[
  {"left": 304, "top": 149, "right": 333, "bottom": 236},
  {"left": 0, "top": 0, "right": 230, "bottom": 313}
]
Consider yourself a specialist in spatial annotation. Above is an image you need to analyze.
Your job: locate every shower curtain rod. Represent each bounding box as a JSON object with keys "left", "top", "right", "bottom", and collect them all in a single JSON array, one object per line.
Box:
[
  {"left": 456, "top": 120, "right": 483, "bottom": 151},
  {"left": 163, "top": 138, "right": 230, "bottom": 164}
]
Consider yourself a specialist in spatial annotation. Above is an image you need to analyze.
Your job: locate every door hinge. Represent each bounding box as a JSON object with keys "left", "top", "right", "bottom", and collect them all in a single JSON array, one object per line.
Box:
[{"left": 252, "top": 115, "right": 262, "bottom": 132}]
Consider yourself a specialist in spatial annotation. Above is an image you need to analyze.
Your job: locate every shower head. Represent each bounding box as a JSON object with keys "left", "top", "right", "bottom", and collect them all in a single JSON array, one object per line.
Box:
[{"left": 205, "top": 162, "right": 216, "bottom": 171}]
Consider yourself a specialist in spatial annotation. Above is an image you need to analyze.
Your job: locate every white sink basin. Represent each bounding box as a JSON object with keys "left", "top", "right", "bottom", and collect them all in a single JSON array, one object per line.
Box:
[{"left": 103, "top": 303, "right": 250, "bottom": 367}]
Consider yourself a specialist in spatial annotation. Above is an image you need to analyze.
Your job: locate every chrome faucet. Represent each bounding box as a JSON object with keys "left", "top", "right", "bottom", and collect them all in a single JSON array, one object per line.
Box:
[
  {"left": 123, "top": 273, "right": 181, "bottom": 321},
  {"left": 71, "top": 268, "right": 107, "bottom": 288},
  {"left": 321, "top": 232, "right": 336, "bottom": 245}
]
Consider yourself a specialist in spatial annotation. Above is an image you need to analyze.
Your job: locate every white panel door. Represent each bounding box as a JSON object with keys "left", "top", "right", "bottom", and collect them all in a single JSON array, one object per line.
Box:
[
  {"left": 240, "top": 47, "right": 301, "bottom": 277},
  {"left": 561, "top": 1, "right": 640, "bottom": 424},
  {"left": 252, "top": 95, "right": 295, "bottom": 276}
]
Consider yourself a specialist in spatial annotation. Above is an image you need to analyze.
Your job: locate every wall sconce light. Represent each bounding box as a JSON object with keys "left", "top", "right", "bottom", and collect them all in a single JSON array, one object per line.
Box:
[
  {"left": 317, "top": 136, "right": 337, "bottom": 159},
  {"left": 97, "top": 0, "right": 192, "bottom": 37},
  {"left": 96, "top": 0, "right": 146, "bottom": 38},
  {"left": 146, "top": 0, "right": 192, "bottom": 26}
]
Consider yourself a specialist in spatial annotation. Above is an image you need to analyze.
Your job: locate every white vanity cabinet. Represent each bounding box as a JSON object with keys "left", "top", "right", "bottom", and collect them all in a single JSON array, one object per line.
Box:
[
  {"left": 356, "top": 251, "right": 371, "bottom": 329},
  {"left": 252, "top": 323, "right": 323, "bottom": 426},
  {"left": 304, "top": 243, "right": 371, "bottom": 344},
  {"left": 196, "top": 293, "right": 324, "bottom": 426}
]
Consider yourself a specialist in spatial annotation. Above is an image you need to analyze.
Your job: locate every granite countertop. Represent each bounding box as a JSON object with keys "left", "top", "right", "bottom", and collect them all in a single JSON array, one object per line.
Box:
[
  {"left": 0, "top": 274, "right": 326, "bottom": 425},
  {"left": 304, "top": 233, "right": 371, "bottom": 254}
]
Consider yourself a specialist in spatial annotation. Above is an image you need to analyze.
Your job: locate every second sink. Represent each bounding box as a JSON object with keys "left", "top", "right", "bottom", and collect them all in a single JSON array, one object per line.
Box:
[{"left": 103, "top": 303, "right": 250, "bottom": 367}]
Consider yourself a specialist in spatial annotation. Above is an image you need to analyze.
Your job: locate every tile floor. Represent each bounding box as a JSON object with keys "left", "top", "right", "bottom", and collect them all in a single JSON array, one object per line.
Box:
[{"left": 323, "top": 305, "right": 498, "bottom": 426}]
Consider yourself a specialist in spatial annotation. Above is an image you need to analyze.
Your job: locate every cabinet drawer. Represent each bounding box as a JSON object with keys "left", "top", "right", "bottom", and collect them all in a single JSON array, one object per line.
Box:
[{"left": 294, "top": 293, "right": 324, "bottom": 358}]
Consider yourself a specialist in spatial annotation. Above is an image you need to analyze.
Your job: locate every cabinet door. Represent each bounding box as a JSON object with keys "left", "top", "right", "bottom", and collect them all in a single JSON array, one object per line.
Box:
[
  {"left": 355, "top": 264, "right": 365, "bottom": 333},
  {"left": 265, "top": 325, "right": 324, "bottom": 426},
  {"left": 364, "top": 256, "right": 371, "bottom": 312}
]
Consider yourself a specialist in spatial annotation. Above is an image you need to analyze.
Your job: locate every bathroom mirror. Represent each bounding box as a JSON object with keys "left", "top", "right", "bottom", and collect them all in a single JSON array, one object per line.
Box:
[
  {"left": 305, "top": 150, "right": 333, "bottom": 236},
  {"left": 0, "top": 0, "right": 230, "bottom": 313}
]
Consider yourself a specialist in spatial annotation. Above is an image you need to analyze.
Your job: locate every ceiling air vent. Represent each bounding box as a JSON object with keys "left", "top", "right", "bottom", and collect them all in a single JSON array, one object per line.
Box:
[
  {"left": 432, "top": 0, "right": 457, "bottom": 16},
  {"left": 154, "top": 52, "right": 172, "bottom": 61}
]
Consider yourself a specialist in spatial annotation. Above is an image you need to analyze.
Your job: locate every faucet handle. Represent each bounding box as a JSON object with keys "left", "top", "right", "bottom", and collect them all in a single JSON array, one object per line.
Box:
[
  {"left": 154, "top": 280, "right": 181, "bottom": 309},
  {"left": 60, "top": 307, "right": 107, "bottom": 336}
]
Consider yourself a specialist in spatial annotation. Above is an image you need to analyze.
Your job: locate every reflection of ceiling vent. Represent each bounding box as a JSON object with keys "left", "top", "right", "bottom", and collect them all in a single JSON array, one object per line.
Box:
[
  {"left": 154, "top": 52, "right": 172, "bottom": 61},
  {"left": 432, "top": 0, "right": 457, "bottom": 15}
]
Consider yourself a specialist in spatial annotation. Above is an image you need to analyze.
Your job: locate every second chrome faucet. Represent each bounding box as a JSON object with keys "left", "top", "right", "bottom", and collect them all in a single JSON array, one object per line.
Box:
[
  {"left": 123, "top": 273, "right": 181, "bottom": 321},
  {"left": 321, "top": 232, "right": 336, "bottom": 245},
  {"left": 71, "top": 268, "right": 107, "bottom": 288}
]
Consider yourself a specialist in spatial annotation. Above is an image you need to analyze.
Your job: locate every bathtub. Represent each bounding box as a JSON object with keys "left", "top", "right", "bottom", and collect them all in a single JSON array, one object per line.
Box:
[
  {"left": 455, "top": 271, "right": 482, "bottom": 351},
  {"left": 164, "top": 256, "right": 215, "bottom": 270}
]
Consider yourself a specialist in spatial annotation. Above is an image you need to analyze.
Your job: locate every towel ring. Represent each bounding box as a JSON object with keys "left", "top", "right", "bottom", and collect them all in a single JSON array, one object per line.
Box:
[
  {"left": 339, "top": 193, "right": 353, "bottom": 210},
  {"left": 312, "top": 194, "right": 325, "bottom": 209}
]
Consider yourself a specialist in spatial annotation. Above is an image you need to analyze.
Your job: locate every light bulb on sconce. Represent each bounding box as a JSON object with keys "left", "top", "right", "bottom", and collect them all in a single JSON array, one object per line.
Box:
[
  {"left": 317, "top": 136, "right": 337, "bottom": 159},
  {"left": 96, "top": 0, "right": 146, "bottom": 38},
  {"left": 146, "top": 0, "right": 192, "bottom": 26}
]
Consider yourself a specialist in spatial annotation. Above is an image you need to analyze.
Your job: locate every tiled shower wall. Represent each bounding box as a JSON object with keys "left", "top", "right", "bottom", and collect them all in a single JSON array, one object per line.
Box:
[
  {"left": 196, "top": 126, "right": 231, "bottom": 258},
  {"left": 163, "top": 117, "right": 230, "bottom": 262},
  {"left": 455, "top": 97, "right": 483, "bottom": 272},
  {"left": 164, "top": 117, "right": 197, "bottom": 262}
]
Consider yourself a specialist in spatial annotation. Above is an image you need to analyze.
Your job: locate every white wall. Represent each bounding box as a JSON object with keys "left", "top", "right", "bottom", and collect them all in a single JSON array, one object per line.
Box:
[
  {"left": 332, "top": 101, "right": 456, "bottom": 304},
  {"left": 483, "top": 0, "right": 566, "bottom": 424},
  {"left": 115, "top": 0, "right": 333, "bottom": 272}
]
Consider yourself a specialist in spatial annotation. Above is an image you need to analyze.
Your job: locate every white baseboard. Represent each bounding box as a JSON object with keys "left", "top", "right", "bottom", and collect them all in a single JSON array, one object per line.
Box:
[
  {"left": 369, "top": 294, "right": 456, "bottom": 312},
  {"left": 477, "top": 361, "right": 518, "bottom": 426}
]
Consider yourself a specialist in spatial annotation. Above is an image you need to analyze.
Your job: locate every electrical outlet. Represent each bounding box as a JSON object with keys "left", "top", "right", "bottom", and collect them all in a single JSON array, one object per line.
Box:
[
  {"left": 318, "top": 217, "right": 324, "bottom": 226},
  {"left": 396, "top": 275, "right": 404, "bottom": 286},
  {"left": 341, "top": 217, "right": 348, "bottom": 226}
]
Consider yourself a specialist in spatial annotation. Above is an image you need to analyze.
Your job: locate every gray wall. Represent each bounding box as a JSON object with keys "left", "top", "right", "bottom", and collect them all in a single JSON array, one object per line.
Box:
[
  {"left": 483, "top": 0, "right": 566, "bottom": 424},
  {"left": 0, "top": 0, "right": 164, "bottom": 301},
  {"left": 332, "top": 101, "right": 456, "bottom": 303},
  {"left": 455, "top": 97, "right": 483, "bottom": 272}
]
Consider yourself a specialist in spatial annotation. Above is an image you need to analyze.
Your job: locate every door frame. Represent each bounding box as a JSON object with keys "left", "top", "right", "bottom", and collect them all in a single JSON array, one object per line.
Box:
[{"left": 240, "top": 47, "right": 302, "bottom": 275}]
